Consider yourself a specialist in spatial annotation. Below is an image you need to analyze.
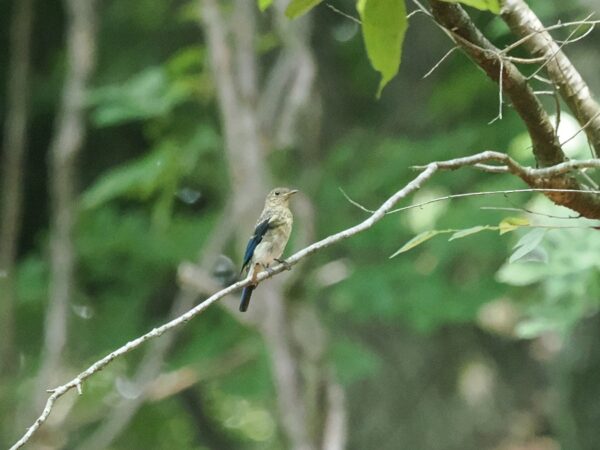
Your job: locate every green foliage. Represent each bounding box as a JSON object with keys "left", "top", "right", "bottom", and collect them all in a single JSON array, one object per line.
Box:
[
  {"left": 330, "top": 337, "right": 382, "bottom": 385},
  {"left": 390, "top": 229, "right": 451, "bottom": 256},
  {"left": 448, "top": 225, "right": 493, "bottom": 240},
  {"left": 74, "top": 207, "right": 217, "bottom": 353},
  {"left": 497, "top": 220, "right": 600, "bottom": 337},
  {"left": 258, "top": 0, "right": 274, "bottom": 12},
  {"left": 509, "top": 228, "right": 546, "bottom": 263},
  {"left": 357, "top": 0, "right": 407, "bottom": 97},
  {"left": 284, "top": 0, "right": 407, "bottom": 96},
  {"left": 81, "top": 126, "right": 219, "bottom": 211},
  {"left": 498, "top": 216, "right": 530, "bottom": 234},
  {"left": 389, "top": 217, "right": 532, "bottom": 256},
  {"left": 314, "top": 122, "right": 527, "bottom": 331},
  {"left": 16, "top": 255, "right": 48, "bottom": 305},
  {"left": 119, "top": 400, "right": 200, "bottom": 449},
  {"left": 8, "top": 0, "right": 600, "bottom": 447},
  {"left": 285, "top": 0, "right": 323, "bottom": 18},
  {"left": 88, "top": 67, "right": 188, "bottom": 126},
  {"left": 438, "top": 0, "right": 501, "bottom": 13}
]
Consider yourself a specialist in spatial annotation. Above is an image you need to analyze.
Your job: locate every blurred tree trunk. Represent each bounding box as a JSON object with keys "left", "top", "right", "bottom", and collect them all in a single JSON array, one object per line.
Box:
[
  {"left": 0, "top": 0, "right": 34, "bottom": 376},
  {"left": 201, "top": 1, "right": 345, "bottom": 449},
  {"left": 35, "top": 0, "right": 98, "bottom": 409}
]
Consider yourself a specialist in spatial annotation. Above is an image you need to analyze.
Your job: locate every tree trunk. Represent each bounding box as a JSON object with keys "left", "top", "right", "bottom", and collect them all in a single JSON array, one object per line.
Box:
[
  {"left": 36, "top": 0, "right": 98, "bottom": 408},
  {"left": 201, "top": 2, "right": 346, "bottom": 449},
  {"left": 0, "top": 0, "right": 34, "bottom": 376}
]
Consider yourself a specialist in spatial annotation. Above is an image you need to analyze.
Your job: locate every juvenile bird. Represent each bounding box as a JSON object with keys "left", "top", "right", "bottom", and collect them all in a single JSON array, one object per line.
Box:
[{"left": 239, "top": 187, "right": 298, "bottom": 312}]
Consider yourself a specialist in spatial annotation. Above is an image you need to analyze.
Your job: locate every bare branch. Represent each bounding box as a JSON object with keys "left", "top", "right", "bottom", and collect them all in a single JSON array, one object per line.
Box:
[
  {"left": 387, "top": 188, "right": 600, "bottom": 215},
  {"left": 427, "top": 0, "right": 565, "bottom": 167},
  {"left": 488, "top": 56, "right": 504, "bottom": 124},
  {"left": 524, "top": 15, "right": 591, "bottom": 82},
  {"left": 501, "top": 0, "right": 600, "bottom": 155},
  {"left": 11, "top": 150, "right": 456, "bottom": 450},
  {"left": 560, "top": 111, "right": 600, "bottom": 149},
  {"left": 500, "top": 18, "right": 600, "bottom": 55},
  {"left": 12, "top": 147, "right": 600, "bottom": 449},
  {"left": 422, "top": 46, "right": 459, "bottom": 79},
  {"left": 325, "top": 3, "right": 361, "bottom": 25},
  {"left": 75, "top": 202, "right": 239, "bottom": 450}
]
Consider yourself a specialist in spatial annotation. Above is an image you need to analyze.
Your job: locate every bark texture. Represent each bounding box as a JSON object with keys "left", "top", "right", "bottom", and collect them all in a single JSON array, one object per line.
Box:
[{"left": 501, "top": 0, "right": 600, "bottom": 156}]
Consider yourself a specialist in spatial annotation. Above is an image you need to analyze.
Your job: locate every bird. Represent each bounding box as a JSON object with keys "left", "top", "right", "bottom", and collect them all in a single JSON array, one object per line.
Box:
[{"left": 239, "top": 187, "right": 298, "bottom": 312}]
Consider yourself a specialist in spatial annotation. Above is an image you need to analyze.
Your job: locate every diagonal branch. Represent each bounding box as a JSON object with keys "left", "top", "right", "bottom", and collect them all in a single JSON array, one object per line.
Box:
[
  {"left": 426, "top": 1, "right": 600, "bottom": 218},
  {"left": 500, "top": 0, "right": 600, "bottom": 156},
  {"left": 12, "top": 149, "right": 600, "bottom": 449},
  {"left": 12, "top": 150, "right": 487, "bottom": 450},
  {"left": 74, "top": 201, "right": 238, "bottom": 450},
  {"left": 427, "top": 0, "right": 565, "bottom": 167}
]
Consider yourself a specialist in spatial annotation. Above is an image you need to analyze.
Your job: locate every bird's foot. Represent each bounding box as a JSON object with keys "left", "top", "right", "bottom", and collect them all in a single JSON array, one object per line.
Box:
[{"left": 275, "top": 258, "right": 292, "bottom": 271}]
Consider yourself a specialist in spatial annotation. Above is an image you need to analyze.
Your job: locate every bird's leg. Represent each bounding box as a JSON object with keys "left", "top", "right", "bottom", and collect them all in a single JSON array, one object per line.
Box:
[
  {"left": 250, "top": 263, "right": 260, "bottom": 285},
  {"left": 264, "top": 263, "right": 276, "bottom": 276},
  {"left": 274, "top": 258, "right": 292, "bottom": 271}
]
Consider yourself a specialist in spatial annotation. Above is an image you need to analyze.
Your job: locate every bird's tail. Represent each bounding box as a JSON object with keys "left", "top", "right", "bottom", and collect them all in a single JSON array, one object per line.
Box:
[{"left": 239, "top": 285, "right": 256, "bottom": 312}]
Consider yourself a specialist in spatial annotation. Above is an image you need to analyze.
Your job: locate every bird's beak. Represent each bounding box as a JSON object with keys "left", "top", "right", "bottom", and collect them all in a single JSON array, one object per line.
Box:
[{"left": 286, "top": 189, "right": 299, "bottom": 197}]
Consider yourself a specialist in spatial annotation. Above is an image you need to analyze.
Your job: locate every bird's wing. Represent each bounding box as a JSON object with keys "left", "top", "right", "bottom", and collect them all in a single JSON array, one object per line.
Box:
[{"left": 241, "top": 217, "right": 271, "bottom": 273}]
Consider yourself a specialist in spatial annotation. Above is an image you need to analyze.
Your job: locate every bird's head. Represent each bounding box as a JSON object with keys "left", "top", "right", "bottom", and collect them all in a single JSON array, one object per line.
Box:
[{"left": 265, "top": 187, "right": 298, "bottom": 207}]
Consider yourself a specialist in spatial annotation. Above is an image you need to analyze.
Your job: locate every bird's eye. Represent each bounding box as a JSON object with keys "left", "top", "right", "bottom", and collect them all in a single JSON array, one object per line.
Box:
[{"left": 275, "top": 191, "right": 280, "bottom": 196}]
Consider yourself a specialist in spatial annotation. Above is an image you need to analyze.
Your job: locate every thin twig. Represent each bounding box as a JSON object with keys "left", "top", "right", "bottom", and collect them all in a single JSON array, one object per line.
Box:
[
  {"left": 553, "top": 87, "right": 561, "bottom": 140},
  {"left": 339, "top": 187, "right": 374, "bottom": 213},
  {"left": 386, "top": 188, "right": 600, "bottom": 215},
  {"left": 555, "top": 21, "right": 596, "bottom": 45},
  {"left": 526, "top": 16, "right": 589, "bottom": 81},
  {"left": 326, "top": 3, "right": 361, "bottom": 25},
  {"left": 411, "top": 0, "right": 432, "bottom": 18},
  {"left": 422, "top": 46, "right": 459, "bottom": 78},
  {"left": 505, "top": 55, "right": 547, "bottom": 64},
  {"left": 560, "top": 111, "right": 600, "bottom": 148},
  {"left": 489, "top": 56, "right": 504, "bottom": 124},
  {"left": 500, "top": 17, "right": 600, "bottom": 55},
  {"left": 532, "top": 74, "right": 552, "bottom": 84},
  {"left": 480, "top": 206, "right": 580, "bottom": 219}
]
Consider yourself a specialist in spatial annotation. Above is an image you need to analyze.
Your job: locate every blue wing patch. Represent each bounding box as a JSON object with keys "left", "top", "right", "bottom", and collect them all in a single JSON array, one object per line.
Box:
[{"left": 241, "top": 218, "right": 270, "bottom": 273}]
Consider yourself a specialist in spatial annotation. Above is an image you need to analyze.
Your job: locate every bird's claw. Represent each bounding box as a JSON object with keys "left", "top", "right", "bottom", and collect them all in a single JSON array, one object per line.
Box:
[{"left": 275, "top": 258, "right": 292, "bottom": 271}]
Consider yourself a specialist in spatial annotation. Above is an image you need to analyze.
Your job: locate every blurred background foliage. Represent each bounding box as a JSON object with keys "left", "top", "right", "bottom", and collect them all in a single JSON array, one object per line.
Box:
[{"left": 1, "top": 0, "right": 600, "bottom": 449}]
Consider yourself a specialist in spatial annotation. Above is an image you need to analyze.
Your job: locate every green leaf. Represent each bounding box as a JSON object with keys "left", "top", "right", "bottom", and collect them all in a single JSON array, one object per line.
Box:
[
  {"left": 88, "top": 67, "right": 186, "bottom": 127},
  {"left": 390, "top": 229, "right": 450, "bottom": 258},
  {"left": 285, "top": 0, "right": 323, "bottom": 18},
  {"left": 448, "top": 225, "right": 494, "bottom": 241},
  {"left": 496, "top": 261, "right": 547, "bottom": 286},
  {"left": 80, "top": 127, "right": 217, "bottom": 210},
  {"left": 80, "top": 148, "right": 170, "bottom": 210},
  {"left": 515, "top": 315, "right": 572, "bottom": 339},
  {"left": 357, "top": 0, "right": 407, "bottom": 97},
  {"left": 509, "top": 228, "right": 546, "bottom": 264},
  {"left": 258, "top": 0, "right": 273, "bottom": 11},
  {"left": 438, "top": 0, "right": 501, "bottom": 14},
  {"left": 498, "top": 217, "right": 529, "bottom": 235}
]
